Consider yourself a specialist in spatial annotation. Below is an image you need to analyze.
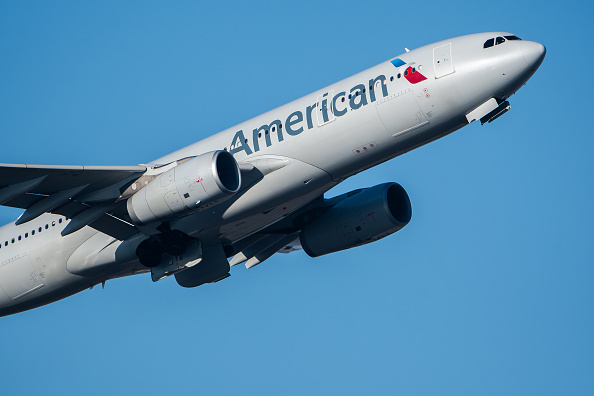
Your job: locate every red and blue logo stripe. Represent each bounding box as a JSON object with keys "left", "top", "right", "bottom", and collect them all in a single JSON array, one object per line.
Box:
[{"left": 390, "top": 58, "right": 427, "bottom": 84}]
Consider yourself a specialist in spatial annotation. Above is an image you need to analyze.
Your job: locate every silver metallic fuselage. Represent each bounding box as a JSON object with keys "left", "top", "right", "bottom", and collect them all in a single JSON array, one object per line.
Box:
[{"left": 0, "top": 32, "right": 545, "bottom": 316}]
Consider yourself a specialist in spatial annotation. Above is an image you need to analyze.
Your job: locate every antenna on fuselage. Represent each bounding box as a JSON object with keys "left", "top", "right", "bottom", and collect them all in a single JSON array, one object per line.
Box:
[{"left": 405, "top": 48, "right": 410, "bottom": 52}]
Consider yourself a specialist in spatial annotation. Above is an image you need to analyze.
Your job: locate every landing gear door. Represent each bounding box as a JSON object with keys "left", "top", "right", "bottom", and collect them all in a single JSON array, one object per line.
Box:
[{"left": 433, "top": 43, "right": 454, "bottom": 78}]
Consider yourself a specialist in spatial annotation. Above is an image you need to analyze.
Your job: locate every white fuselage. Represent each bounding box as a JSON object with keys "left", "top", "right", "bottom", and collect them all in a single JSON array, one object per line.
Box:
[{"left": 0, "top": 32, "right": 545, "bottom": 316}]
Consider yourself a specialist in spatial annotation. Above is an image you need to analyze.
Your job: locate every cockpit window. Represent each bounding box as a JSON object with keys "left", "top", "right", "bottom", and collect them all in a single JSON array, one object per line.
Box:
[
  {"left": 483, "top": 38, "right": 495, "bottom": 48},
  {"left": 484, "top": 35, "right": 522, "bottom": 49}
]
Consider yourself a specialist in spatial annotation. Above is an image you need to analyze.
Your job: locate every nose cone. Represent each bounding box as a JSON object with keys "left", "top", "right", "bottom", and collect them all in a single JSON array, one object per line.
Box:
[{"left": 522, "top": 41, "right": 546, "bottom": 70}]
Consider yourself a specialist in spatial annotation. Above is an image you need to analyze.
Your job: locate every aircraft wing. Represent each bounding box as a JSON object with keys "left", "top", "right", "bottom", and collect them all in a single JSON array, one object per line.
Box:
[
  {"left": 225, "top": 185, "right": 373, "bottom": 268},
  {"left": 276, "top": 238, "right": 302, "bottom": 253},
  {"left": 0, "top": 163, "right": 147, "bottom": 240},
  {"left": 228, "top": 232, "right": 301, "bottom": 269},
  {"left": 225, "top": 191, "right": 342, "bottom": 269}
]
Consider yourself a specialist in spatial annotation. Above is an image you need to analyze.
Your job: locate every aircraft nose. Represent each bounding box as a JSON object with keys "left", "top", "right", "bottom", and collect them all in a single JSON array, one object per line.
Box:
[{"left": 522, "top": 41, "right": 546, "bottom": 70}]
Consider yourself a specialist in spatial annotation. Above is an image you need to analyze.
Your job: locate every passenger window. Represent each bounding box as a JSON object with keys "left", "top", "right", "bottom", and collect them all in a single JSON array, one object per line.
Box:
[
  {"left": 496, "top": 36, "right": 506, "bottom": 45},
  {"left": 25, "top": 233, "right": 28, "bottom": 238},
  {"left": 32, "top": 230, "right": 35, "bottom": 235},
  {"left": 11, "top": 238, "right": 15, "bottom": 244},
  {"left": 4, "top": 241, "right": 7, "bottom": 246},
  {"left": 18, "top": 236, "right": 21, "bottom": 241},
  {"left": 45, "top": 224, "right": 48, "bottom": 229},
  {"left": 39, "top": 227, "right": 42, "bottom": 232},
  {"left": 504, "top": 35, "right": 521, "bottom": 41},
  {"left": 483, "top": 38, "right": 495, "bottom": 48}
]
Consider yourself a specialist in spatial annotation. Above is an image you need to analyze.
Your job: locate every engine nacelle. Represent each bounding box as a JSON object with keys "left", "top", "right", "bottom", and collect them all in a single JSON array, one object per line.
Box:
[
  {"left": 300, "top": 183, "right": 412, "bottom": 257},
  {"left": 127, "top": 150, "right": 241, "bottom": 226}
]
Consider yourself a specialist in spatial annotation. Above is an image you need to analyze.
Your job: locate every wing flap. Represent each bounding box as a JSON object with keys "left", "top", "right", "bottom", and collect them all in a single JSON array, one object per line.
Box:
[{"left": 229, "top": 232, "right": 300, "bottom": 269}]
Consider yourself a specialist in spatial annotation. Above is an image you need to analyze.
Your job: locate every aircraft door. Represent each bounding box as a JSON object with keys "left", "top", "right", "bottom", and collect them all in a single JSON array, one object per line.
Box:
[{"left": 433, "top": 43, "right": 455, "bottom": 78}]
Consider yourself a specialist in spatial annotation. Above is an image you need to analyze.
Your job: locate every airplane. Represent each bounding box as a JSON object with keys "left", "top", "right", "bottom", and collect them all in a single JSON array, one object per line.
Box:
[{"left": 0, "top": 32, "right": 545, "bottom": 317}]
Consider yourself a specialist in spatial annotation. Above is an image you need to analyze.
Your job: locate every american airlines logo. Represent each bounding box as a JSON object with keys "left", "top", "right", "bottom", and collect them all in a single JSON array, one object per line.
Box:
[
  {"left": 228, "top": 74, "right": 391, "bottom": 156},
  {"left": 391, "top": 58, "right": 427, "bottom": 84},
  {"left": 228, "top": 58, "right": 426, "bottom": 156}
]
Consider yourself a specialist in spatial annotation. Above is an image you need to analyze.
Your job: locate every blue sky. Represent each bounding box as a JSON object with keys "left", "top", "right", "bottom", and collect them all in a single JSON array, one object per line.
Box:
[{"left": 1, "top": 1, "right": 593, "bottom": 395}]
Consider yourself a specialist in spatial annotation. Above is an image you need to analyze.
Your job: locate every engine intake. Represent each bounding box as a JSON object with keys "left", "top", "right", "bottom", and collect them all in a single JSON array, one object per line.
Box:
[
  {"left": 128, "top": 150, "right": 241, "bottom": 226},
  {"left": 300, "top": 183, "right": 412, "bottom": 257}
]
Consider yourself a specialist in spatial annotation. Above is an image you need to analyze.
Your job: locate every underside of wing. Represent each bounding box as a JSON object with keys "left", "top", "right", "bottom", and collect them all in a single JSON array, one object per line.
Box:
[
  {"left": 0, "top": 163, "right": 147, "bottom": 239},
  {"left": 224, "top": 196, "right": 331, "bottom": 269},
  {"left": 228, "top": 232, "right": 301, "bottom": 269}
]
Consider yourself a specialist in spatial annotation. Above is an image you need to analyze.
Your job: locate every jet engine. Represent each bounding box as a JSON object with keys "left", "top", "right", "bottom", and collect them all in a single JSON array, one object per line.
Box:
[
  {"left": 300, "top": 183, "right": 412, "bottom": 257},
  {"left": 127, "top": 150, "right": 241, "bottom": 226}
]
